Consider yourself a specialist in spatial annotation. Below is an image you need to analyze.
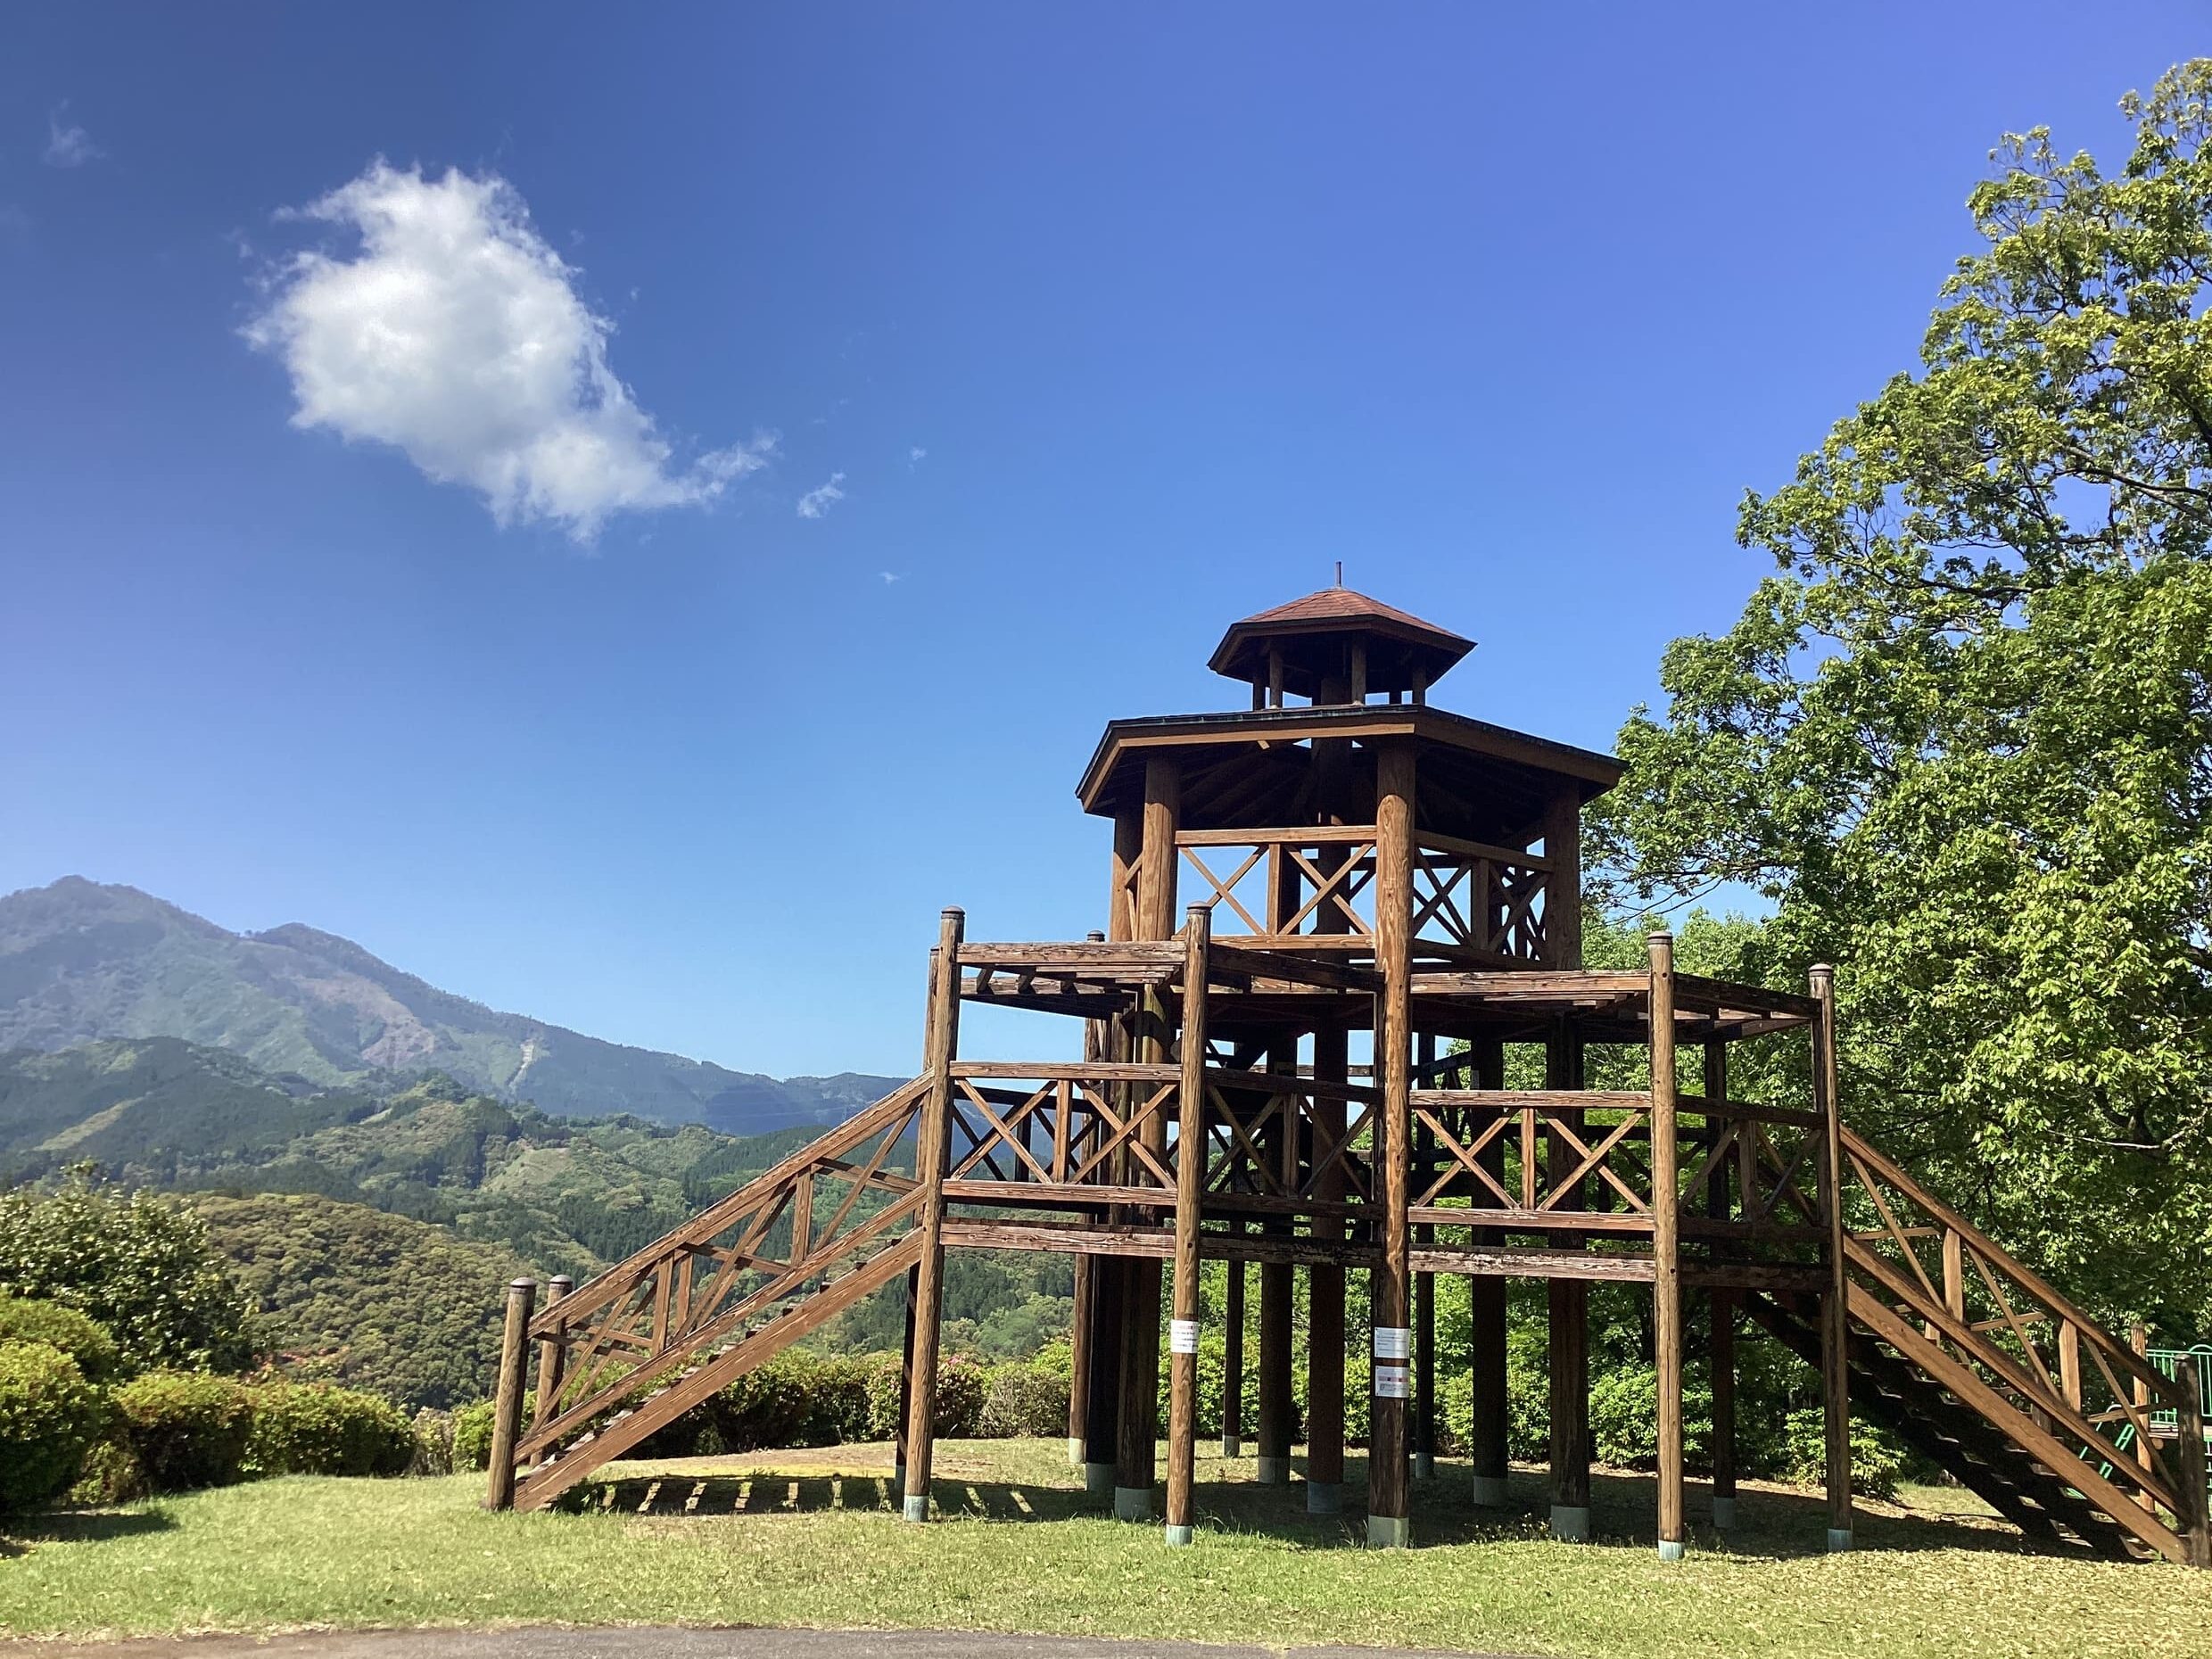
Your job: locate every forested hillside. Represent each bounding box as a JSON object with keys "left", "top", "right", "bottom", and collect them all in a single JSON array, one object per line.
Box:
[
  {"left": 192, "top": 1192, "right": 533, "bottom": 1407},
  {"left": 0, "top": 1038, "right": 830, "bottom": 1276}
]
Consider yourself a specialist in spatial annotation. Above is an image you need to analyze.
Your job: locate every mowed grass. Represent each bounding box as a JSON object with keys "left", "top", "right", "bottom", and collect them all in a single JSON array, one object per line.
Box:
[{"left": 4, "top": 1439, "right": 2209, "bottom": 1659}]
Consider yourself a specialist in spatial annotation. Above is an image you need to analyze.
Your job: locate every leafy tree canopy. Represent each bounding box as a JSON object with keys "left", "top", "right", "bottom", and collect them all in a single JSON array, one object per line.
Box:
[{"left": 1592, "top": 63, "right": 2212, "bottom": 1335}]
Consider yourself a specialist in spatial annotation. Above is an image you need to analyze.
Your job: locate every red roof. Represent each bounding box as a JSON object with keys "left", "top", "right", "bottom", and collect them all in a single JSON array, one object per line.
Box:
[{"left": 1233, "top": 585, "right": 1471, "bottom": 646}]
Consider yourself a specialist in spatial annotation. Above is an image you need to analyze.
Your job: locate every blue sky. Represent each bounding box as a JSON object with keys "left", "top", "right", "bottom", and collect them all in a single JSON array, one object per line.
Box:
[{"left": 2, "top": 4, "right": 2203, "bottom": 1079}]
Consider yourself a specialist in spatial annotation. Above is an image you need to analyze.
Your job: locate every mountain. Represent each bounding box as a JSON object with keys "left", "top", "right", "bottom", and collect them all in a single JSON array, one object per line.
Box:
[
  {"left": 0, "top": 1036, "right": 831, "bottom": 1277},
  {"left": 0, "top": 877, "right": 900, "bottom": 1134}
]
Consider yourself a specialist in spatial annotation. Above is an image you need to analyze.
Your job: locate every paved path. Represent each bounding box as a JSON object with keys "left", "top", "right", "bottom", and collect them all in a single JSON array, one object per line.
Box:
[{"left": 30, "top": 1629, "right": 1530, "bottom": 1659}]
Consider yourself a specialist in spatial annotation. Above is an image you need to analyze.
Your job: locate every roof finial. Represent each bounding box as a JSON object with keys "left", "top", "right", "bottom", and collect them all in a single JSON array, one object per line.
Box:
[{"left": 1334, "top": 559, "right": 1343, "bottom": 588}]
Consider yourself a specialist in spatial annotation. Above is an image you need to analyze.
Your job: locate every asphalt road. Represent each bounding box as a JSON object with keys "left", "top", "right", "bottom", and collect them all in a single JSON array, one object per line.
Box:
[{"left": 33, "top": 1630, "right": 1530, "bottom": 1659}]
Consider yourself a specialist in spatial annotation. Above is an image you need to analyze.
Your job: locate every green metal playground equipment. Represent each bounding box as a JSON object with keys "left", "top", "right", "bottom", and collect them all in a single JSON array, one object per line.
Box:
[{"left": 2087, "top": 1345, "right": 2212, "bottom": 1492}]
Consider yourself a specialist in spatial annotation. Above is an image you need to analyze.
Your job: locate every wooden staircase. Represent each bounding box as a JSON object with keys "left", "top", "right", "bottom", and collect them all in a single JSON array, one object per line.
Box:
[
  {"left": 1751, "top": 1123, "right": 2209, "bottom": 1564},
  {"left": 508, "top": 1077, "right": 931, "bottom": 1512}
]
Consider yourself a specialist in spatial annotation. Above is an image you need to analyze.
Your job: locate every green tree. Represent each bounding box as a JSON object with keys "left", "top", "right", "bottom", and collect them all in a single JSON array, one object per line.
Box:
[
  {"left": 1591, "top": 63, "right": 2212, "bottom": 1334},
  {"left": 0, "top": 1168, "right": 258, "bottom": 1374}
]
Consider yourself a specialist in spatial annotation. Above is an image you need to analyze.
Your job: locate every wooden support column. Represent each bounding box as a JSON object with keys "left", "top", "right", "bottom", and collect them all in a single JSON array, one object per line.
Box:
[
  {"left": 483, "top": 1276, "right": 537, "bottom": 1510},
  {"left": 1650, "top": 932, "right": 1686, "bottom": 1561},
  {"left": 1165, "top": 906, "right": 1212, "bottom": 1546},
  {"left": 1257, "top": 1036, "right": 1298, "bottom": 1487},
  {"left": 1069, "top": 1255, "right": 1094, "bottom": 1466},
  {"left": 1116, "top": 759, "right": 1179, "bottom": 1522},
  {"left": 2178, "top": 1364, "right": 2212, "bottom": 1568},
  {"left": 896, "top": 1260, "right": 920, "bottom": 1482},
  {"left": 1366, "top": 739, "right": 1416, "bottom": 1548},
  {"left": 1085, "top": 816, "right": 1143, "bottom": 1503},
  {"left": 1067, "top": 931, "right": 1107, "bottom": 1469},
  {"left": 1468, "top": 1036, "right": 1510, "bottom": 1506},
  {"left": 1546, "top": 1027, "right": 1590, "bottom": 1541},
  {"left": 1704, "top": 1040, "right": 1737, "bottom": 1531},
  {"left": 1413, "top": 1033, "right": 1437, "bottom": 1482},
  {"left": 901, "top": 907, "right": 965, "bottom": 1523},
  {"left": 1809, "top": 962, "right": 1853, "bottom": 1552},
  {"left": 1307, "top": 1021, "right": 1348, "bottom": 1515},
  {"left": 1082, "top": 1248, "right": 1126, "bottom": 1502}
]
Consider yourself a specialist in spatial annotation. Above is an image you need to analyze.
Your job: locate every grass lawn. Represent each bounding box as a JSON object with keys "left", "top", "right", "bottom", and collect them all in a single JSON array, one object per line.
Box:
[{"left": 4, "top": 1439, "right": 2209, "bottom": 1658}]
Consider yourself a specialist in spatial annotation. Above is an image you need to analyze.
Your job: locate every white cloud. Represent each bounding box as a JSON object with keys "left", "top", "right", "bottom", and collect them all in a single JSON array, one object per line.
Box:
[
  {"left": 908, "top": 446, "right": 927, "bottom": 464},
  {"left": 879, "top": 571, "right": 900, "bottom": 583},
  {"left": 242, "top": 161, "right": 769, "bottom": 541},
  {"left": 796, "top": 472, "right": 846, "bottom": 519},
  {"left": 43, "top": 106, "right": 102, "bottom": 168}
]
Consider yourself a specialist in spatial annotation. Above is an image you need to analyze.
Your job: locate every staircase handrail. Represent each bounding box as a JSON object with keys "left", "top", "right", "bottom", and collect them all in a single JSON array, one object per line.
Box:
[
  {"left": 1839, "top": 1125, "right": 2188, "bottom": 1419},
  {"left": 531, "top": 1075, "right": 929, "bottom": 1339}
]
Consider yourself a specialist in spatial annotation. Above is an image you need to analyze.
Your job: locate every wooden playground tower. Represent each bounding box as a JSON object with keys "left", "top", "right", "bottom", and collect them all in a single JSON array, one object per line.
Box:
[{"left": 487, "top": 586, "right": 2212, "bottom": 1564}]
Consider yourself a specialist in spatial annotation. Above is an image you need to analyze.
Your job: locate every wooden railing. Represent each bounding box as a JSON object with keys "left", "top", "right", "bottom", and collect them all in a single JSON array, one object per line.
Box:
[
  {"left": 938, "top": 1061, "right": 1379, "bottom": 1217},
  {"left": 1175, "top": 826, "right": 1551, "bottom": 964}
]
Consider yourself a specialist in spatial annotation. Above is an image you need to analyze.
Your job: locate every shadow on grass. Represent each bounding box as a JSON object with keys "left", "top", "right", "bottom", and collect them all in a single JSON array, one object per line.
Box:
[
  {"left": 571, "top": 1452, "right": 2034, "bottom": 1559},
  {"left": 0, "top": 1505, "right": 177, "bottom": 1554}
]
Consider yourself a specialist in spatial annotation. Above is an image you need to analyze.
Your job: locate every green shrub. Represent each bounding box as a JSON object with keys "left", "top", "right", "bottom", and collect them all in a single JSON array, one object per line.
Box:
[
  {"left": 112, "top": 1370, "right": 253, "bottom": 1492},
  {"left": 0, "top": 1340, "right": 109, "bottom": 1513},
  {"left": 0, "top": 1293, "right": 122, "bottom": 1384},
  {"left": 864, "top": 1353, "right": 905, "bottom": 1440},
  {"left": 934, "top": 1354, "right": 986, "bottom": 1438},
  {"left": 68, "top": 1436, "right": 144, "bottom": 1505},
  {"left": 978, "top": 1360, "right": 1068, "bottom": 1438},
  {"left": 409, "top": 1407, "right": 454, "bottom": 1476},
  {"left": 1784, "top": 1407, "right": 1904, "bottom": 1500},
  {"left": 0, "top": 1172, "right": 257, "bottom": 1374},
  {"left": 697, "top": 1351, "right": 875, "bottom": 1453},
  {"left": 450, "top": 1399, "right": 495, "bottom": 1471},
  {"left": 244, "top": 1380, "right": 416, "bottom": 1478}
]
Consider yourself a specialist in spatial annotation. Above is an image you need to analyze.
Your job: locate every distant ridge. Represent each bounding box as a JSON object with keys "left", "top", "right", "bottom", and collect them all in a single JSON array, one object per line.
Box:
[{"left": 0, "top": 877, "right": 899, "bottom": 1135}]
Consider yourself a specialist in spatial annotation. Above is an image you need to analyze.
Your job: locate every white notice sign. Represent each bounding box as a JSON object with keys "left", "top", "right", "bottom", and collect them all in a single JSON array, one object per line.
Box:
[
  {"left": 1170, "top": 1319, "right": 1201, "bottom": 1355},
  {"left": 1373, "top": 1325, "right": 1413, "bottom": 1360},
  {"left": 1374, "top": 1366, "right": 1411, "bottom": 1399}
]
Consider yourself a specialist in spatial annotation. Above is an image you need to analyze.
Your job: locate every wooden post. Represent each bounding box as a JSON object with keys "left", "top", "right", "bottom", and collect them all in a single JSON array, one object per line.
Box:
[
  {"left": 1704, "top": 1041, "right": 1737, "bottom": 1531},
  {"left": 1222, "top": 1236, "right": 1246, "bottom": 1457},
  {"left": 2132, "top": 1322, "right": 2156, "bottom": 1507},
  {"left": 896, "top": 1259, "right": 920, "bottom": 1482},
  {"left": 1547, "top": 1025, "right": 1590, "bottom": 1541},
  {"left": 1810, "top": 962, "right": 1853, "bottom": 1552},
  {"left": 1083, "top": 1250, "right": 1125, "bottom": 1502},
  {"left": 1469, "top": 1036, "right": 1510, "bottom": 1506},
  {"left": 1307, "top": 1021, "right": 1348, "bottom": 1516},
  {"left": 1067, "top": 933, "right": 1106, "bottom": 1468},
  {"left": 1366, "top": 740, "right": 1416, "bottom": 1548},
  {"left": 901, "top": 907, "right": 965, "bottom": 1523},
  {"left": 1256, "top": 1035, "right": 1296, "bottom": 1487},
  {"left": 1413, "top": 1032, "right": 1436, "bottom": 1482},
  {"left": 532, "top": 1274, "right": 574, "bottom": 1438},
  {"left": 1165, "top": 906, "right": 1212, "bottom": 1546},
  {"left": 1069, "top": 1255, "right": 1094, "bottom": 1466},
  {"left": 1116, "top": 758, "right": 1178, "bottom": 1523},
  {"left": 483, "top": 1276, "right": 537, "bottom": 1510},
  {"left": 1649, "top": 932, "right": 1686, "bottom": 1561},
  {"left": 2177, "top": 1362, "right": 2212, "bottom": 1569}
]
